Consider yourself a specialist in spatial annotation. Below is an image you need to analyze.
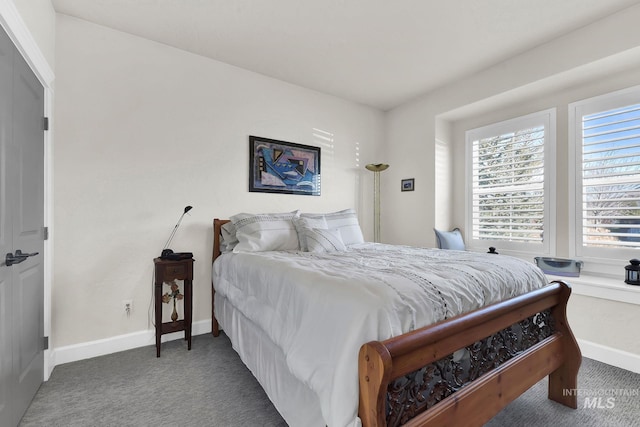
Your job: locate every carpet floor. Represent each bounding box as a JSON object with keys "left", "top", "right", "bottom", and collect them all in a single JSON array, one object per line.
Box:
[{"left": 19, "top": 333, "right": 640, "bottom": 426}]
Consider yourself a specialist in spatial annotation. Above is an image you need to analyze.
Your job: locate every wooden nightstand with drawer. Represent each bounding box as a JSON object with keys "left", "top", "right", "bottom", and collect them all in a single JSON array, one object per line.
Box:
[{"left": 154, "top": 257, "right": 194, "bottom": 357}]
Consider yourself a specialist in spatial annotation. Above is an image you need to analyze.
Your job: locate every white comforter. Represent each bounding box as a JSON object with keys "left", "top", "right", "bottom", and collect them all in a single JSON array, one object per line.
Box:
[{"left": 212, "top": 243, "right": 548, "bottom": 427}]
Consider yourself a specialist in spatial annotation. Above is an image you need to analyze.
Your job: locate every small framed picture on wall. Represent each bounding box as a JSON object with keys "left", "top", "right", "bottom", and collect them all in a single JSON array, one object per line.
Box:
[{"left": 401, "top": 178, "right": 415, "bottom": 192}]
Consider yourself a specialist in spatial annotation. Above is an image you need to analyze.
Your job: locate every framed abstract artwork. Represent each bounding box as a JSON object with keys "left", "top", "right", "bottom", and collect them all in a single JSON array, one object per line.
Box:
[
  {"left": 401, "top": 178, "right": 415, "bottom": 192},
  {"left": 249, "top": 136, "right": 321, "bottom": 196}
]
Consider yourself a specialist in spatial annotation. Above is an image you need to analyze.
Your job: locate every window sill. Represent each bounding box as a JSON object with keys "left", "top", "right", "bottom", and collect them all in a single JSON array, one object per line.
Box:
[{"left": 545, "top": 274, "right": 640, "bottom": 306}]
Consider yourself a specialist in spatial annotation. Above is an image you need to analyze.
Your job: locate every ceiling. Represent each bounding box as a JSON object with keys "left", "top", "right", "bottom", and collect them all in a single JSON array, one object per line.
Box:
[{"left": 51, "top": 0, "right": 640, "bottom": 111}]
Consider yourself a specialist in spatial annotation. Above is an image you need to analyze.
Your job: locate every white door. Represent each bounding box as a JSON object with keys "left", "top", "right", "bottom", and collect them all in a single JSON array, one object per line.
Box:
[{"left": 0, "top": 23, "right": 45, "bottom": 427}]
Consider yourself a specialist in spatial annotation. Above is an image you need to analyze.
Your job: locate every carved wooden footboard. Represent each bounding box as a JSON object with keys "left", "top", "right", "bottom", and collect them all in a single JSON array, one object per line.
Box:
[{"left": 358, "top": 281, "right": 581, "bottom": 427}]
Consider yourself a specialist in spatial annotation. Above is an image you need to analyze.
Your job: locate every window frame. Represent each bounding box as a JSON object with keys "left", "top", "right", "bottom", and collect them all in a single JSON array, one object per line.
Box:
[
  {"left": 465, "top": 109, "right": 556, "bottom": 257},
  {"left": 569, "top": 85, "right": 640, "bottom": 276}
]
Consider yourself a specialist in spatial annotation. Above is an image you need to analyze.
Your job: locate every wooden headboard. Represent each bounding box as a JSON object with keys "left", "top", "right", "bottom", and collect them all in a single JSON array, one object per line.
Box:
[
  {"left": 211, "top": 218, "right": 230, "bottom": 338},
  {"left": 212, "top": 218, "right": 230, "bottom": 264}
]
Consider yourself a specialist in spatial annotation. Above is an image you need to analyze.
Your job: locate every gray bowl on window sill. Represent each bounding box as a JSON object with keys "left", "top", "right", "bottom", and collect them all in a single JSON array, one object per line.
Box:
[{"left": 534, "top": 257, "right": 583, "bottom": 277}]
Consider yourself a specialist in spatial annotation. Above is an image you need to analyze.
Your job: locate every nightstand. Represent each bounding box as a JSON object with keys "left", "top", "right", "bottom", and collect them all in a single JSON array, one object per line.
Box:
[{"left": 154, "top": 257, "right": 194, "bottom": 357}]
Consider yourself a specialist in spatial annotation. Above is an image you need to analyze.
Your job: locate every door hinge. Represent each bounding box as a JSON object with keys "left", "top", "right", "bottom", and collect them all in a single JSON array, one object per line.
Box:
[
  {"left": 43, "top": 336, "right": 49, "bottom": 350},
  {"left": 44, "top": 226, "right": 49, "bottom": 240},
  {"left": 43, "top": 117, "right": 49, "bottom": 131}
]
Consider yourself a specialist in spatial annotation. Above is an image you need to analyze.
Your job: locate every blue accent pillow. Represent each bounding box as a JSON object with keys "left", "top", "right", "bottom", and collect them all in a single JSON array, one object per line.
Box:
[{"left": 434, "top": 228, "right": 465, "bottom": 251}]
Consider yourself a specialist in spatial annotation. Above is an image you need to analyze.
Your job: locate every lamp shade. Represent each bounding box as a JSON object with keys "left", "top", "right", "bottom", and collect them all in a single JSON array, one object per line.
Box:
[{"left": 365, "top": 163, "right": 389, "bottom": 172}]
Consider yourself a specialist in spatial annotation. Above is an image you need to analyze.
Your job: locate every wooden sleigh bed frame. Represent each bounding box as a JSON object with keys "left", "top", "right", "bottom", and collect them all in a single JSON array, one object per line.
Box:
[{"left": 211, "top": 218, "right": 581, "bottom": 427}]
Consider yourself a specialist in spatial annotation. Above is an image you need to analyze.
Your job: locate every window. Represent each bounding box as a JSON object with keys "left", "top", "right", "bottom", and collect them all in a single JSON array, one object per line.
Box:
[
  {"left": 466, "top": 110, "right": 556, "bottom": 255},
  {"left": 570, "top": 86, "right": 640, "bottom": 274}
]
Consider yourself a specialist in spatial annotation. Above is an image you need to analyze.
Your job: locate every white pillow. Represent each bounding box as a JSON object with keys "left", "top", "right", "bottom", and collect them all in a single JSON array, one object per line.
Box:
[
  {"left": 220, "top": 222, "right": 238, "bottom": 253},
  {"left": 305, "top": 228, "right": 347, "bottom": 253},
  {"left": 301, "top": 208, "right": 364, "bottom": 246},
  {"left": 231, "top": 211, "right": 300, "bottom": 252},
  {"left": 293, "top": 216, "right": 328, "bottom": 251}
]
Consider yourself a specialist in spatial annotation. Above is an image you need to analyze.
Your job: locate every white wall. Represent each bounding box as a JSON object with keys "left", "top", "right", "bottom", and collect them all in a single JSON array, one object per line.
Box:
[
  {"left": 384, "top": 100, "right": 435, "bottom": 246},
  {"left": 53, "top": 15, "right": 385, "bottom": 349},
  {"left": 434, "top": 119, "right": 452, "bottom": 231},
  {"left": 568, "top": 295, "right": 640, "bottom": 356}
]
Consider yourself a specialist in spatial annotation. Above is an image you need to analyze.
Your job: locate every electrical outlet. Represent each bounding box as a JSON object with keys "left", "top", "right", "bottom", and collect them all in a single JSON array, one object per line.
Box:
[{"left": 123, "top": 300, "right": 133, "bottom": 317}]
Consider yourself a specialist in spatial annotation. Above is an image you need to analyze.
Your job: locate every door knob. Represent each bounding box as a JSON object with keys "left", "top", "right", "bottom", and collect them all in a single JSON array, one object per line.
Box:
[{"left": 5, "top": 250, "right": 39, "bottom": 266}]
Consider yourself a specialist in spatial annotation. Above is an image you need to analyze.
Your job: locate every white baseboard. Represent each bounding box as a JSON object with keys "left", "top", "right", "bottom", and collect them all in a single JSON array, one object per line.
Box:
[
  {"left": 578, "top": 338, "right": 640, "bottom": 374},
  {"left": 51, "top": 319, "right": 211, "bottom": 368}
]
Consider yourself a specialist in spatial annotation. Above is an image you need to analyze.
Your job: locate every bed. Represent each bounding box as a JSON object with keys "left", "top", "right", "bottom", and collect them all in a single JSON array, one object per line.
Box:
[{"left": 210, "top": 211, "right": 581, "bottom": 427}]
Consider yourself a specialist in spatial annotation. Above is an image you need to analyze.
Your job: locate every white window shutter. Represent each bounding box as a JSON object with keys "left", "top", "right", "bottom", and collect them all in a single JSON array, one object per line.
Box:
[{"left": 580, "top": 103, "right": 640, "bottom": 249}]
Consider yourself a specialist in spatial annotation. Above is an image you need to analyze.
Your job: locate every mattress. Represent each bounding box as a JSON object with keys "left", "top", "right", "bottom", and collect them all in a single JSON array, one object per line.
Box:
[
  {"left": 212, "top": 243, "right": 548, "bottom": 427},
  {"left": 215, "top": 293, "right": 324, "bottom": 426}
]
